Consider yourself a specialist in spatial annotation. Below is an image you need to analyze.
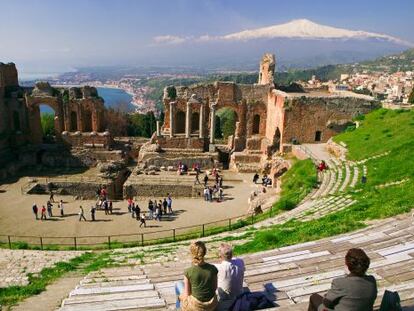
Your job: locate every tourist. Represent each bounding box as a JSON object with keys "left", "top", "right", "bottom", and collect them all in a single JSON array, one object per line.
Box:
[
  {"left": 49, "top": 190, "right": 55, "bottom": 203},
  {"left": 96, "top": 186, "right": 101, "bottom": 199},
  {"left": 175, "top": 241, "right": 218, "bottom": 311},
  {"left": 40, "top": 205, "right": 47, "bottom": 220},
  {"left": 103, "top": 200, "right": 109, "bottom": 215},
  {"left": 158, "top": 200, "right": 163, "bottom": 218},
  {"left": 32, "top": 203, "right": 38, "bottom": 220},
  {"left": 204, "top": 174, "right": 209, "bottom": 186},
  {"left": 167, "top": 194, "right": 173, "bottom": 214},
  {"left": 135, "top": 203, "right": 141, "bottom": 220},
  {"left": 218, "top": 187, "right": 224, "bottom": 202},
  {"left": 308, "top": 248, "right": 377, "bottom": 311},
  {"left": 109, "top": 200, "right": 113, "bottom": 214},
  {"left": 139, "top": 214, "right": 146, "bottom": 228},
  {"left": 203, "top": 187, "right": 209, "bottom": 201},
  {"left": 100, "top": 187, "right": 107, "bottom": 200},
  {"left": 46, "top": 200, "right": 53, "bottom": 217},
  {"left": 209, "top": 187, "right": 213, "bottom": 202},
  {"left": 78, "top": 206, "right": 87, "bottom": 221},
  {"left": 127, "top": 197, "right": 133, "bottom": 213},
  {"left": 194, "top": 170, "right": 202, "bottom": 185},
  {"left": 59, "top": 200, "right": 64, "bottom": 217},
  {"left": 148, "top": 199, "right": 154, "bottom": 219},
  {"left": 317, "top": 160, "right": 327, "bottom": 172},
  {"left": 90, "top": 205, "right": 96, "bottom": 221},
  {"left": 215, "top": 244, "right": 245, "bottom": 311},
  {"left": 131, "top": 202, "right": 136, "bottom": 218},
  {"left": 155, "top": 203, "right": 161, "bottom": 221},
  {"left": 162, "top": 198, "right": 168, "bottom": 214},
  {"left": 253, "top": 173, "right": 259, "bottom": 184}
]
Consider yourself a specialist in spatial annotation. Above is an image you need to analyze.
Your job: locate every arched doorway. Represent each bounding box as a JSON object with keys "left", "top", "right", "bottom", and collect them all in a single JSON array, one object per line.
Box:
[
  {"left": 175, "top": 110, "right": 186, "bottom": 134},
  {"left": 191, "top": 112, "right": 199, "bottom": 133},
  {"left": 83, "top": 110, "right": 93, "bottom": 132},
  {"left": 215, "top": 107, "right": 238, "bottom": 141},
  {"left": 70, "top": 111, "right": 78, "bottom": 131},
  {"left": 252, "top": 114, "right": 260, "bottom": 134},
  {"left": 39, "top": 104, "right": 57, "bottom": 143}
]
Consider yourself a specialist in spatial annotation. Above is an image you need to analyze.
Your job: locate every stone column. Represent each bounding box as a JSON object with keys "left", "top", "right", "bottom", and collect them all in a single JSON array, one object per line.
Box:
[
  {"left": 185, "top": 101, "right": 192, "bottom": 138},
  {"left": 169, "top": 102, "right": 175, "bottom": 137},
  {"left": 199, "top": 103, "right": 204, "bottom": 139},
  {"left": 209, "top": 103, "right": 216, "bottom": 144},
  {"left": 156, "top": 120, "right": 161, "bottom": 136}
]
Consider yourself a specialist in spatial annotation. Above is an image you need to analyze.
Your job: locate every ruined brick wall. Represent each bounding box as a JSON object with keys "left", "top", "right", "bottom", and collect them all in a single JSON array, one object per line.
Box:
[
  {"left": 258, "top": 53, "right": 275, "bottom": 85},
  {"left": 263, "top": 91, "right": 286, "bottom": 154},
  {"left": 0, "top": 63, "right": 18, "bottom": 88},
  {"left": 282, "top": 96, "right": 379, "bottom": 144}
]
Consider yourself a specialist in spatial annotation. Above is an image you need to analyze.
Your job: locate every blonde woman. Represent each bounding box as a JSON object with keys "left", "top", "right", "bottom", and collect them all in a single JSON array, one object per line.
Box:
[{"left": 176, "top": 241, "right": 218, "bottom": 311}]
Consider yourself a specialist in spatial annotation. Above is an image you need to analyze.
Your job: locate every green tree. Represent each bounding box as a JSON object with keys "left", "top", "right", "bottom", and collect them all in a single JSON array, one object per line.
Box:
[
  {"left": 41, "top": 113, "right": 55, "bottom": 137},
  {"left": 216, "top": 108, "right": 237, "bottom": 139},
  {"left": 409, "top": 88, "right": 414, "bottom": 104},
  {"left": 127, "top": 112, "right": 157, "bottom": 137}
]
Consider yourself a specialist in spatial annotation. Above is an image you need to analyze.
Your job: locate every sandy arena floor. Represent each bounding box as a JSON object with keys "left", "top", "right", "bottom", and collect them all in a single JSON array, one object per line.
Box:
[{"left": 0, "top": 171, "right": 271, "bottom": 245}]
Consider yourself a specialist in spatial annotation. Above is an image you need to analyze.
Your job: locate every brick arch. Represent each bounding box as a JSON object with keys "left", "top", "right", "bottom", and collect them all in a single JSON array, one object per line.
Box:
[
  {"left": 247, "top": 102, "right": 267, "bottom": 137},
  {"left": 26, "top": 96, "right": 64, "bottom": 144}
]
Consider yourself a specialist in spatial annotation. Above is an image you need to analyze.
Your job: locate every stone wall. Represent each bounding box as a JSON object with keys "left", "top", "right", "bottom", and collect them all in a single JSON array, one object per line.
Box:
[{"left": 282, "top": 96, "right": 379, "bottom": 145}]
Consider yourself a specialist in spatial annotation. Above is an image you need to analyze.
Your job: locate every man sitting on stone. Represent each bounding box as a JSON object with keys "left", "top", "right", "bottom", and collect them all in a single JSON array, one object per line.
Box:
[{"left": 215, "top": 243, "right": 245, "bottom": 311}]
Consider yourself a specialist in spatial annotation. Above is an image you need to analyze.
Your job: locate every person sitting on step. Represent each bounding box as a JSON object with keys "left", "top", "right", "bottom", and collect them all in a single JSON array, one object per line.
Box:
[{"left": 308, "top": 248, "right": 377, "bottom": 311}]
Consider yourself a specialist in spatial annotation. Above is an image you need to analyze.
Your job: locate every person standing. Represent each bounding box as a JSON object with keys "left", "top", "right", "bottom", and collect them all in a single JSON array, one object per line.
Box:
[
  {"left": 103, "top": 200, "right": 109, "bottom": 215},
  {"left": 194, "top": 170, "right": 202, "bottom": 185},
  {"left": 204, "top": 174, "right": 209, "bottom": 187},
  {"left": 79, "top": 206, "right": 87, "bottom": 221},
  {"left": 32, "top": 203, "right": 38, "bottom": 220},
  {"left": 155, "top": 203, "right": 161, "bottom": 221},
  {"left": 127, "top": 197, "right": 133, "bottom": 213},
  {"left": 131, "top": 202, "right": 136, "bottom": 218},
  {"left": 58, "top": 200, "right": 64, "bottom": 217},
  {"left": 109, "top": 200, "right": 113, "bottom": 214},
  {"left": 40, "top": 205, "right": 47, "bottom": 220},
  {"left": 46, "top": 201, "right": 53, "bottom": 217},
  {"left": 135, "top": 203, "right": 141, "bottom": 220},
  {"left": 90, "top": 206, "right": 96, "bottom": 221},
  {"left": 163, "top": 198, "right": 168, "bottom": 215},
  {"left": 218, "top": 187, "right": 224, "bottom": 202},
  {"left": 253, "top": 173, "right": 259, "bottom": 184},
  {"left": 49, "top": 190, "right": 55, "bottom": 203},
  {"left": 204, "top": 187, "right": 209, "bottom": 201},
  {"left": 139, "top": 214, "right": 146, "bottom": 227},
  {"left": 167, "top": 195, "right": 173, "bottom": 214},
  {"left": 148, "top": 199, "right": 154, "bottom": 220}
]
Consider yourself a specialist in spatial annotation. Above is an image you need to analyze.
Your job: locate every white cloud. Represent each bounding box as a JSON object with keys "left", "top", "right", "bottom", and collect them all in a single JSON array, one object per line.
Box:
[{"left": 152, "top": 35, "right": 188, "bottom": 45}]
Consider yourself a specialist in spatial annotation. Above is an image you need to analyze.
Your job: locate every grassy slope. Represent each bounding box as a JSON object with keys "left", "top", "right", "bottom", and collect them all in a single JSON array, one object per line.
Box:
[
  {"left": 273, "top": 159, "right": 317, "bottom": 211},
  {"left": 235, "top": 108, "right": 414, "bottom": 254}
]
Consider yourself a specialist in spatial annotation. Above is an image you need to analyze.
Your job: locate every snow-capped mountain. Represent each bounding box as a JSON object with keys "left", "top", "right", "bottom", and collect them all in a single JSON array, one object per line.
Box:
[
  {"left": 222, "top": 19, "right": 413, "bottom": 47},
  {"left": 149, "top": 19, "right": 412, "bottom": 69}
]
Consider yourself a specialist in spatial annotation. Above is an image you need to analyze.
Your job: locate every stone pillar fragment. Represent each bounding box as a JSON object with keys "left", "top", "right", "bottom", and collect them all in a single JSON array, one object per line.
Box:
[
  {"left": 209, "top": 103, "right": 216, "bottom": 144},
  {"left": 169, "top": 102, "right": 175, "bottom": 137},
  {"left": 199, "top": 103, "right": 204, "bottom": 139},
  {"left": 185, "top": 101, "right": 192, "bottom": 138},
  {"left": 156, "top": 120, "right": 161, "bottom": 136}
]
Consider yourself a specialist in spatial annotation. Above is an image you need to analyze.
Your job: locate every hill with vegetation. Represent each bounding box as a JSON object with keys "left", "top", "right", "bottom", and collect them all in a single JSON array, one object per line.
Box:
[{"left": 235, "top": 108, "right": 414, "bottom": 254}]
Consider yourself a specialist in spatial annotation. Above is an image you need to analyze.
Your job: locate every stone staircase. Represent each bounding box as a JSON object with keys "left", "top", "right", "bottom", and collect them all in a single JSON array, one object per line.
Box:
[{"left": 58, "top": 214, "right": 414, "bottom": 310}]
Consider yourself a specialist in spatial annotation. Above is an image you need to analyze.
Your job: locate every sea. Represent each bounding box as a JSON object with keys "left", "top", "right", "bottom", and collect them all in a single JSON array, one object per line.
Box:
[{"left": 19, "top": 71, "right": 135, "bottom": 113}]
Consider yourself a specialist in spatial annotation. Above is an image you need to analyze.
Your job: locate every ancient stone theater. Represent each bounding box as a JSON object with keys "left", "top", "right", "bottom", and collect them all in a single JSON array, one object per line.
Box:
[{"left": 139, "top": 53, "right": 379, "bottom": 172}]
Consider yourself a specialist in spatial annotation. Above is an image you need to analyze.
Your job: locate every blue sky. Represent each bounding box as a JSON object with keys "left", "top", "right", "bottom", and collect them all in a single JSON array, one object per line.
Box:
[{"left": 0, "top": 0, "right": 413, "bottom": 73}]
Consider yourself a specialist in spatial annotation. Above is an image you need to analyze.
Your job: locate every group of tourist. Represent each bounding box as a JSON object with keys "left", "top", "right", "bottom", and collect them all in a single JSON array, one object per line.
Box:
[
  {"left": 252, "top": 173, "right": 272, "bottom": 186},
  {"left": 203, "top": 169, "right": 224, "bottom": 203},
  {"left": 31, "top": 200, "right": 65, "bottom": 220},
  {"left": 146, "top": 195, "right": 173, "bottom": 221},
  {"left": 175, "top": 243, "right": 378, "bottom": 311}
]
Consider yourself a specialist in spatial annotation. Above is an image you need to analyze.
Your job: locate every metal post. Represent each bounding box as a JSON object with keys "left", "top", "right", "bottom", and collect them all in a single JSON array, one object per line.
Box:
[
  {"left": 8, "top": 236, "right": 11, "bottom": 249},
  {"left": 108, "top": 236, "right": 111, "bottom": 249},
  {"left": 74, "top": 237, "right": 77, "bottom": 250},
  {"left": 173, "top": 229, "right": 176, "bottom": 242},
  {"left": 141, "top": 233, "right": 144, "bottom": 247},
  {"left": 40, "top": 237, "right": 43, "bottom": 250},
  {"left": 202, "top": 224, "right": 205, "bottom": 237},
  {"left": 228, "top": 219, "right": 232, "bottom": 231}
]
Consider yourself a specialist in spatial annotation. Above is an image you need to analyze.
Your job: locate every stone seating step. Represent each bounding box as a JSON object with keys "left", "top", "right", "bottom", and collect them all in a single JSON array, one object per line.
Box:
[
  {"left": 63, "top": 290, "right": 160, "bottom": 305},
  {"left": 59, "top": 297, "right": 166, "bottom": 311},
  {"left": 81, "top": 274, "right": 148, "bottom": 285},
  {"left": 79, "top": 278, "right": 151, "bottom": 288},
  {"left": 70, "top": 283, "right": 155, "bottom": 296}
]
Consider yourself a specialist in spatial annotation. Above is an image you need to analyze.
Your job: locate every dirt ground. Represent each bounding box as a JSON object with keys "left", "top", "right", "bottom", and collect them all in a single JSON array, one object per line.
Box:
[{"left": 0, "top": 171, "right": 271, "bottom": 246}]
